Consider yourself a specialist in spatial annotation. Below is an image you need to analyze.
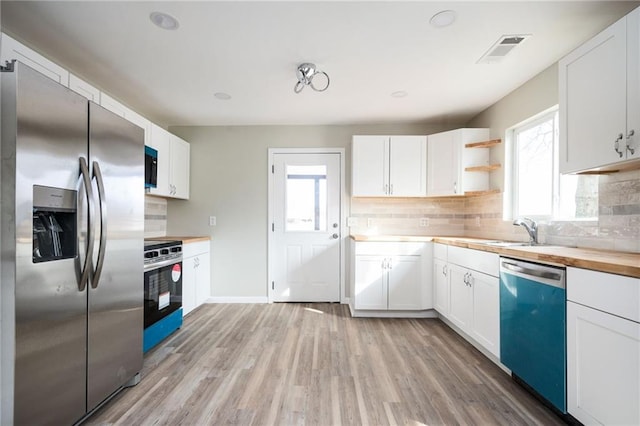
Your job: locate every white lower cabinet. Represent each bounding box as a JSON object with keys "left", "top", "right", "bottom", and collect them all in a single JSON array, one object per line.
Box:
[
  {"left": 351, "top": 241, "right": 432, "bottom": 313},
  {"left": 436, "top": 245, "right": 500, "bottom": 358},
  {"left": 182, "top": 240, "right": 211, "bottom": 316},
  {"left": 567, "top": 268, "right": 640, "bottom": 425}
]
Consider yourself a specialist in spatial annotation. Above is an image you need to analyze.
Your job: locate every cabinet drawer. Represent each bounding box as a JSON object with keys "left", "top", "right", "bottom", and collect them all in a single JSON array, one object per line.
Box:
[
  {"left": 434, "top": 243, "right": 447, "bottom": 260},
  {"left": 567, "top": 267, "right": 639, "bottom": 323},
  {"left": 448, "top": 246, "right": 499, "bottom": 277},
  {"left": 183, "top": 240, "right": 210, "bottom": 258}
]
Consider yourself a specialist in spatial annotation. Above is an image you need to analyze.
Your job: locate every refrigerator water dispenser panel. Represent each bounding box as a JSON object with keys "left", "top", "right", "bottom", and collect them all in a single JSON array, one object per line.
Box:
[{"left": 32, "top": 185, "right": 77, "bottom": 263}]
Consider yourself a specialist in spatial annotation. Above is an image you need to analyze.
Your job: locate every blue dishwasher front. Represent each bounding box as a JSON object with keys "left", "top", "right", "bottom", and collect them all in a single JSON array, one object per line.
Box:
[{"left": 499, "top": 257, "right": 566, "bottom": 413}]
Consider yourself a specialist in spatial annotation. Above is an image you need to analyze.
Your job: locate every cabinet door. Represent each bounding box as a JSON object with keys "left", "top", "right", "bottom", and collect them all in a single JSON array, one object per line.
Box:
[
  {"left": 126, "top": 110, "right": 152, "bottom": 147},
  {"left": 559, "top": 17, "right": 627, "bottom": 173},
  {"left": 195, "top": 254, "right": 211, "bottom": 306},
  {"left": 470, "top": 271, "right": 500, "bottom": 357},
  {"left": 354, "top": 255, "right": 387, "bottom": 310},
  {"left": 388, "top": 255, "right": 422, "bottom": 310},
  {"left": 567, "top": 301, "right": 640, "bottom": 425},
  {"left": 148, "top": 124, "right": 172, "bottom": 197},
  {"left": 182, "top": 256, "right": 197, "bottom": 316},
  {"left": 627, "top": 7, "right": 640, "bottom": 160},
  {"left": 427, "top": 131, "right": 458, "bottom": 196},
  {"left": 68, "top": 74, "right": 100, "bottom": 102},
  {"left": 170, "top": 135, "right": 190, "bottom": 199},
  {"left": 389, "top": 136, "right": 426, "bottom": 196},
  {"left": 99, "top": 92, "right": 129, "bottom": 118},
  {"left": 448, "top": 264, "right": 473, "bottom": 331},
  {"left": 433, "top": 258, "right": 450, "bottom": 317},
  {"left": 1, "top": 33, "right": 69, "bottom": 86},
  {"left": 352, "top": 136, "right": 388, "bottom": 196}
]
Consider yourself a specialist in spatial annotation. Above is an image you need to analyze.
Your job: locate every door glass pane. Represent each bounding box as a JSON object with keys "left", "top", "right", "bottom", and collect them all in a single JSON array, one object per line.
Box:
[{"left": 286, "top": 165, "right": 327, "bottom": 231}]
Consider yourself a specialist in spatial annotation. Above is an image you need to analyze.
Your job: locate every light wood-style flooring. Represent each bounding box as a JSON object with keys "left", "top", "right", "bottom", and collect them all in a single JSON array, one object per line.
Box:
[{"left": 87, "top": 303, "right": 564, "bottom": 425}]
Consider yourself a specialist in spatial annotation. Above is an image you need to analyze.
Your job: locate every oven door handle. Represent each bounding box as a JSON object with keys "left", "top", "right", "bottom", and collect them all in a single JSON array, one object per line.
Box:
[{"left": 144, "top": 257, "right": 182, "bottom": 272}]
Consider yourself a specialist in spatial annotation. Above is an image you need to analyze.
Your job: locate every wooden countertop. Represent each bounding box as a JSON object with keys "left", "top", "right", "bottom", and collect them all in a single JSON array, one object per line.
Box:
[
  {"left": 350, "top": 235, "right": 640, "bottom": 278},
  {"left": 149, "top": 236, "right": 211, "bottom": 244}
]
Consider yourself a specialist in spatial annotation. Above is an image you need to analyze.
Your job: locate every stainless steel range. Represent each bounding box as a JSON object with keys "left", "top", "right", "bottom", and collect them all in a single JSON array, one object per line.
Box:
[{"left": 143, "top": 240, "right": 183, "bottom": 352}]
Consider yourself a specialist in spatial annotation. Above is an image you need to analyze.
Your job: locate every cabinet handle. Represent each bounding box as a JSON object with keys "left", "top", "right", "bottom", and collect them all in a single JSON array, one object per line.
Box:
[
  {"left": 453, "top": 182, "right": 457, "bottom": 194},
  {"left": 468, "top": 273, "right": 474, "bottom": 287},
  {"left": 463, "top": 272, "right": 468, "bottom": 285},
  {"left": 614, "top": 133, "right": 624, "bottom": 158},
  {"left": 381, "top": 259, "right": 386, "bottom": 269},
  {"left": 627, "top": 129, "right": 635, "bottom": 155},
  {"left": 384, "top": 184, "right": 389, "bottom": 195},
  {"left": 388, "top": 258, "right": 393, "bottom": 269},
  {"left": 390, "top": 184, "right": 393, "bottom": 195},
  {"left": 442, "top": 265, "right": 447, "bottom": 276}
]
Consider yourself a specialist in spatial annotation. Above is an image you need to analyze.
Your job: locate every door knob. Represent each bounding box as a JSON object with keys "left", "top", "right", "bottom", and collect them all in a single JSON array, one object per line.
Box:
[
  {"left": 333, "top": 223, "right": 338, "bottom": 228},
  {"left": 332, "top": 233, "right": 339, "bottom": 239}
]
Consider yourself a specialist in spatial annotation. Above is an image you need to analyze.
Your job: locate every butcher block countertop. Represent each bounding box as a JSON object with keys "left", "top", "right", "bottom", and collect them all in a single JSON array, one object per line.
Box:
[
  {"left": 350, "top": 235, "right": 640, "bottom": 278},
  {"left": 150, "top": 236, "right": 211, "bottom": 244}
]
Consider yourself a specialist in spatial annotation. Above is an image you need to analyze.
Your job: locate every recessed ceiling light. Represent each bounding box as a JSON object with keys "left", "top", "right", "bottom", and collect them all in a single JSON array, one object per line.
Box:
[
  {"left": 214, "top": 92, "right": 231, "bottom": 100},
  {"left": 430, "top": 10, "right": 456, "bottom": 28},
  {"left": 391, "top": 91, "right": 408, "bottom": 98},
  {"left": 150, "top": 12, "right": 179, "bottom": 30}
]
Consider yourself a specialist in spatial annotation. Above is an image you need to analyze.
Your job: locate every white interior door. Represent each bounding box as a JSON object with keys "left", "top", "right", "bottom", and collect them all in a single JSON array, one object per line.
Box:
[{"left": 271, "top": 152, "right": 341, "bottom": 302}]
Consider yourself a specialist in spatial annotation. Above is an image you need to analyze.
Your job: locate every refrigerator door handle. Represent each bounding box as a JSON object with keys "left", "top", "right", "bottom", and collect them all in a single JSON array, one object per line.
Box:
[
  {"left": 90, "top": 161, "right": 107, "bottom": 289},
  {"left": 78, "top": 157, "right": 95, "bottom": 291}
]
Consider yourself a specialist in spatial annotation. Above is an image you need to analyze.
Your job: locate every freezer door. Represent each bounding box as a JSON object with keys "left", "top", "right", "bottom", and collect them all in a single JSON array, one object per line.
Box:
[
  {"left": 87, "top": 102, "right": 144, "bottom": 411},
  {"left": 8, "top": 63, "right": 89, "bottom": 424}
]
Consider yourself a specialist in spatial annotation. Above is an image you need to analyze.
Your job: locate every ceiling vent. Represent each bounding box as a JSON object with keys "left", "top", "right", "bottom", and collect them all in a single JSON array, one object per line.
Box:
[{"left": 477, "top": 34, "right": 531, "bottom": 64}]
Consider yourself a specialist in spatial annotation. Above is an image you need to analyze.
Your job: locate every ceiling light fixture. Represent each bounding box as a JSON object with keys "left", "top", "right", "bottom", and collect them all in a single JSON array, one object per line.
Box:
[
  {"left": 430, "top": 10, "right": 456, "bottom": 28},
  {"left": 150, "top": 11, "right": 179, "bottom": 30},
  {"left": 214, "top": 92, "right": 231, "bottom": 100},
  {"left": 294, "top": 63, "right": 330, "bottom": 93}
]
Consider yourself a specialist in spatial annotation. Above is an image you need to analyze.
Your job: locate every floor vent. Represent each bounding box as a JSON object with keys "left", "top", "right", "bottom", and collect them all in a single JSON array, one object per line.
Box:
[{"left": 477, "top": 34, "right": 531, "bottom": 64}]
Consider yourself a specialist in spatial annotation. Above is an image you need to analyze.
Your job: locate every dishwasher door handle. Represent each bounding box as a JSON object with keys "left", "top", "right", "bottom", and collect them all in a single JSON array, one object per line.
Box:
[{"left": 501, "top": 261, "right": 563, "bottom": 282}]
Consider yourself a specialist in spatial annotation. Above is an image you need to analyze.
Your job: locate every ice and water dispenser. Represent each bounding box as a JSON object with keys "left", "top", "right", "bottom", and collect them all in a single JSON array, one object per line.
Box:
[{"left": 32, "top": 185, "right": 77, "bottom": 263}]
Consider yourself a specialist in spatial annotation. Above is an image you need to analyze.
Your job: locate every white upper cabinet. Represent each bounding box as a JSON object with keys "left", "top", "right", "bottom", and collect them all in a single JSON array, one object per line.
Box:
[
  {"left": 68, "top": 74, "right": 100, "bottom": 102},
  {"left": 427, "top": 128, "right": 491, "bottom": 196},
  {"left": 352, "top": 135, "right": 427, "bottom": 197},
  {"left": 147, "top": 125, "right": 190, "bottom": 200},
  {"left": 169, "top": 134, "right": 190, "bottom": 200},
  {"left": 559, "top": 7, "right": 640, "bottom": 173},
  {"left": 0, "top": 33, "right": 69, "bottom": 86}
]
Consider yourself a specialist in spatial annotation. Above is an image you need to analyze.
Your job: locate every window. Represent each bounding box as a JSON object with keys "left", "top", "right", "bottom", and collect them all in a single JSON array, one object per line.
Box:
[
  {"left": 285, "top": 165, "right": 327, "bottom": 231},
  {"left": 509, "top": 108, "right": 598, "bottom": 220}
]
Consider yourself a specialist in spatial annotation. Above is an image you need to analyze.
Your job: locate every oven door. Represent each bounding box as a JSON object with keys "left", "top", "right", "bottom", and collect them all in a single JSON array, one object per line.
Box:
[{"left": 144, "top": 259, "right": 182, "bottom": 329}]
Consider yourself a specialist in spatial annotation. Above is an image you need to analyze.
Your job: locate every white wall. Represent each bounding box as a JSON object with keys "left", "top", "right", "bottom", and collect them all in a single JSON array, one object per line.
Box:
[{"left": 167, "top": 123, "right": 452, "bottom": 299}]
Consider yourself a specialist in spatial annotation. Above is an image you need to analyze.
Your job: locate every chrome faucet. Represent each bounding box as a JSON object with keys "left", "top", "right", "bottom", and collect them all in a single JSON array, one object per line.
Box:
[{"left": 513, "top": 217, "right": 538, "bottom": 245}]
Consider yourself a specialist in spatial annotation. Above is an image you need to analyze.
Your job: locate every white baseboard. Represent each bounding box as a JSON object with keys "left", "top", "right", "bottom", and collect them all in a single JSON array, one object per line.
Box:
[
  {"left": 348, "top": 304, "right": 439, "bottom": 319},
  {"left": 206, "top": 296, "right": 269, "bottom": 304}
]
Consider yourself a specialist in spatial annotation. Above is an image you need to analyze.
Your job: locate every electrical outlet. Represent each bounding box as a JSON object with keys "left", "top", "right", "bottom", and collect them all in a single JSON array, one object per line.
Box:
[
  {"left": 209, "top": 216, "right": 216, "bottom": 226},
  {"left": 420, "top": 218, "right": 429, "bottom": 227}
]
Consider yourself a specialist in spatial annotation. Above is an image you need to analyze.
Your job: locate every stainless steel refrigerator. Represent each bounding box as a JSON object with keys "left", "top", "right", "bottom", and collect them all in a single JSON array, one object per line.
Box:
[{"left": 1, "top": 61, "right": 144, "bottom": 425}]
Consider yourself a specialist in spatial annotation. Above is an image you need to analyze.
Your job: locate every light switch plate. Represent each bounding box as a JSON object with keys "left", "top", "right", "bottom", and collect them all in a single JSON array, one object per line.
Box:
[{"left": 209, "top": 216, "right": 216, "bottom": 226}]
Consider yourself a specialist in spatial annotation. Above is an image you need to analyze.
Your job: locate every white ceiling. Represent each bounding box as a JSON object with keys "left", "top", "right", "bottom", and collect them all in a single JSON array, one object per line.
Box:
[{"left": 2, "top": 1, "right": 638, "bottom": 127}]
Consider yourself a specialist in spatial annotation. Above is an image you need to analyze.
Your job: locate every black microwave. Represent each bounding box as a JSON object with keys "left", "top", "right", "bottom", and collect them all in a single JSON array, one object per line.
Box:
[{"left": 145, "top": 145, "right": 157, "bottom": 189}]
